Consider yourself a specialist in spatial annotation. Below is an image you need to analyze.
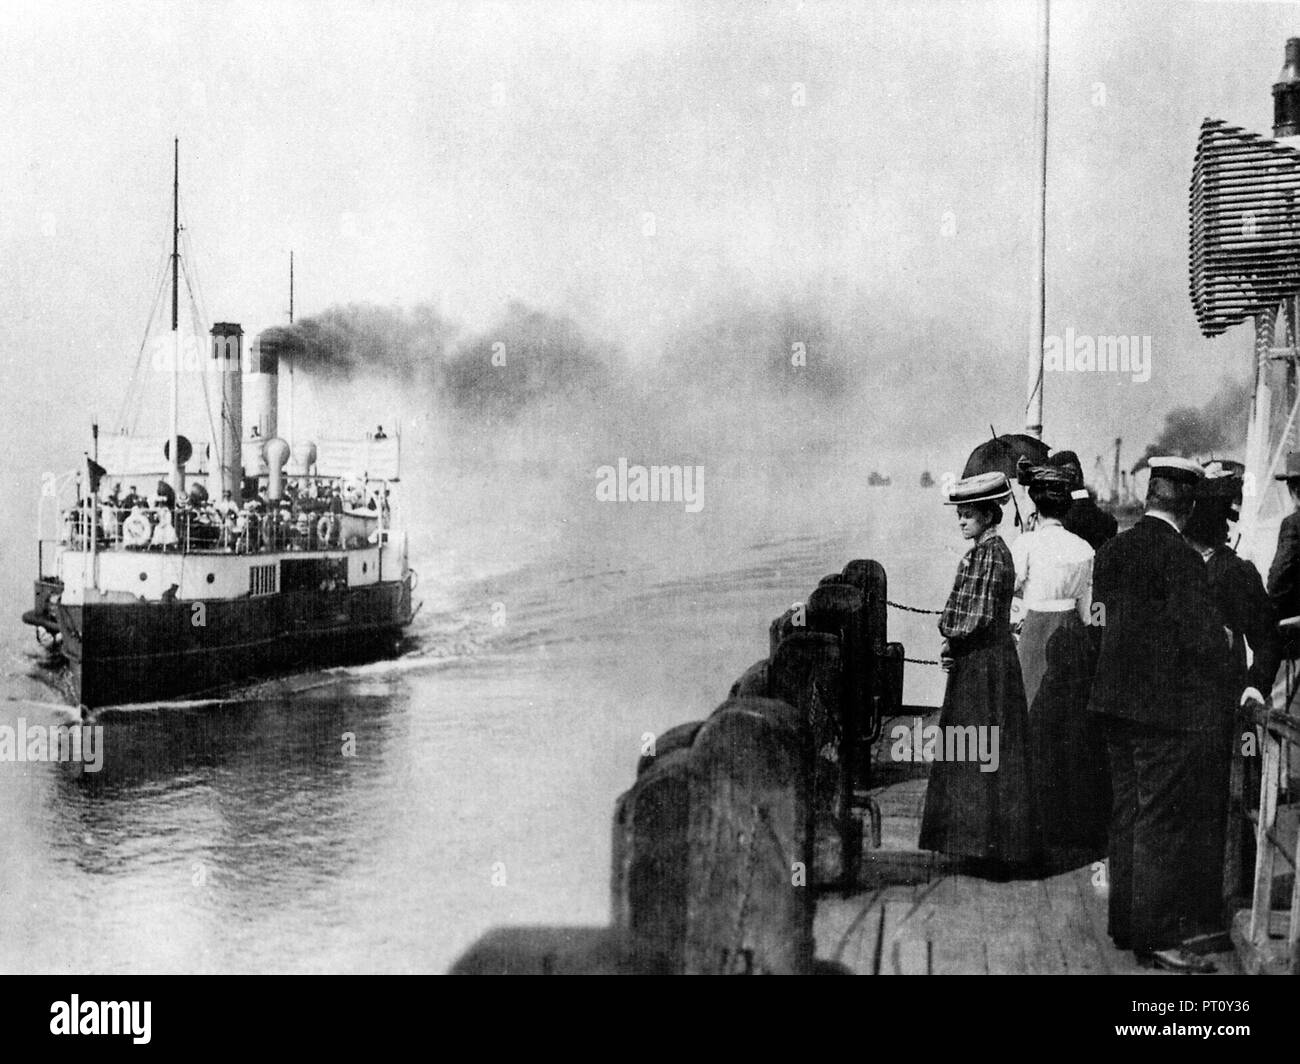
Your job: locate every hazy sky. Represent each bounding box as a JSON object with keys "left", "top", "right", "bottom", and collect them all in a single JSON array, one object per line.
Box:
[{"left": 3, "top": 0, "right": 1299, "bottom": 476}]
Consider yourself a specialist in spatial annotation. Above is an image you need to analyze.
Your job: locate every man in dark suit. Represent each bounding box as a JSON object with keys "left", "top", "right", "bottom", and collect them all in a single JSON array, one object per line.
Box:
[
  {"left": 1049, "top": 450, "right": 1118, "bottom": 549},
  {"left": 1267, "top": 452, "right": 1300, "bottom": 712},
  {"left": 1088, "top": 457, "right": 1230, "bottom": 972}
]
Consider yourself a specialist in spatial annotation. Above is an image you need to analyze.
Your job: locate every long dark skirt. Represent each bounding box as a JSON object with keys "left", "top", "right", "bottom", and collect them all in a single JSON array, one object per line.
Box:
[
  {"left": 919, "top": 629, "right": 1041, "bottom": 863},
  {"left": 1018, "top": 610, "right": 1110, "bottom": 858}
]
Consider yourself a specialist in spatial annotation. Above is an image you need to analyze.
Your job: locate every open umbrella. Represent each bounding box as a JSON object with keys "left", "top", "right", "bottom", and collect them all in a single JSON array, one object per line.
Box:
[
  {"left": 962, "top": 432, "right": 1051, "bottom": 479},
  {"left": 960, "top": 431, "right": 1052, "bottom": 531}
]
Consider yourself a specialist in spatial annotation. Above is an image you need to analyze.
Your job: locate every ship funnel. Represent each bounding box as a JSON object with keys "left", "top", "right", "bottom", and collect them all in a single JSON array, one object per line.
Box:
[
  {"left": 210, "top": 323, "right": 244, "bottom": 499},
  {"left": 265, "top": 437, "right": 290, "bottom": 501},
  {"left": 246, "top": 329, "right": 283, "bottom": 443},
  {"left": 1274, "top": 38, "right": 1300, "bottom": 137}
]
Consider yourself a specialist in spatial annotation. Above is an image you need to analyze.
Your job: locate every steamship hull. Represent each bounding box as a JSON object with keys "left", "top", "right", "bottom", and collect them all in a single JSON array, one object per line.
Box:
[{"left": 55, "top": 577, "right": 414, "bottom": 709}]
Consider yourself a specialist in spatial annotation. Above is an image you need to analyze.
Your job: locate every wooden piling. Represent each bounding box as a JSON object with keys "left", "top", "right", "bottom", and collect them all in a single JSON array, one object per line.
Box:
[
  {"left": 729, "top": 657, "right": 770, "bottom": 699},
  {"left": 770, "top": 605, "right": 798, "bottom": 658},
  {"left": 635, "top": 720, "right": 702, "bottom": 777},
  {"left": 684, "top": 696, "right": 813, "bottom": 974},
  {"left": 450, "top": 927, "right": 672, "bottom": 975},
  {"left": 611, "top": 748, "right": 693, "bottom": 968}
]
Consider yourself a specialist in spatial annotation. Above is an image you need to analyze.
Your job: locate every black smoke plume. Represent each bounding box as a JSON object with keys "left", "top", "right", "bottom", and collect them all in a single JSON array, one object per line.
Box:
[
  {"left": 276, "top": 303, "right": 458, "bottom": 382},
  {"left": 1132, "top": 377, "right": 1252, "bottom": 472}
]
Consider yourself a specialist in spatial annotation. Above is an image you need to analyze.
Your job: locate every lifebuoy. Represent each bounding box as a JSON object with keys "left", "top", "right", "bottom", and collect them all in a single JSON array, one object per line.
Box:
[
  {"left": 122, "top": 512, "right": 151, "bottom": 548},
  {"left": 317, "top": 515, "right": 333, "bottom": 546}
]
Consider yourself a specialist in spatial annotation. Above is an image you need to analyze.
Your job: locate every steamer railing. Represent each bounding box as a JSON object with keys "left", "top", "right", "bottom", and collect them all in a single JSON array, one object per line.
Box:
[{"left": 1231, "top": 618, "right": 1300, "bottom": 975}]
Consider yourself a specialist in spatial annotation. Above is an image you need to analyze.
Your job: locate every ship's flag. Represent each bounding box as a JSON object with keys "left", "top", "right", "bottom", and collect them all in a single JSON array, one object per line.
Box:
[{"left": 86, "top": 455, "right": 107, "bottom": 495}]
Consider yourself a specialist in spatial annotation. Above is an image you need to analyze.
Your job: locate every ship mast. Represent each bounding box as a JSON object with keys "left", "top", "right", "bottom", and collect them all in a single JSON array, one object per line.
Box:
[
  {"left": 168, "top": 137, "right": 181, "bottom": 494},
  {"left": 1024, "top": 0, "right": 1050, "bottom": 440},
  {"left": 287, "top": 250, "right": 294, "bottom": 446}
]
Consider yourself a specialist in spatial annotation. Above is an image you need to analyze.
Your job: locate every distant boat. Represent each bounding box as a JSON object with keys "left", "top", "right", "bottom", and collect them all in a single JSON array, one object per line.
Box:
[
  {"left": 867, "top": 472, "right": 892, "bottom": 487},
  {"left": 919, "top": 471, "right": 934, "bottom": 488}
]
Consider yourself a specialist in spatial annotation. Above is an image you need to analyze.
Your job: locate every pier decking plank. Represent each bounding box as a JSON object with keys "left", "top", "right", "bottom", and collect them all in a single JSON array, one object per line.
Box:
[
  {"left": 1042, "top": 869, "right": 1107, "bottom": 974},
  {"left": 878, "top": 899, "right": 932, "bottom": 975},
  {"left": 976, "top": 875, "right": 1029, "bottom": 975},
  {"left": 814, "top": 889, "right": 890, "bottom": 973},
  {"left": 929, "top": 875, "right": 991, "bottom": 974},
  {"left": 815, "top": 780, "right": 1244, "bottom": 974}
]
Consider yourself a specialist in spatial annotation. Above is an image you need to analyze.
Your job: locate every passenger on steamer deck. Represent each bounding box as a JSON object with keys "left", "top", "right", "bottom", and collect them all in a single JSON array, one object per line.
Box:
[
  {"left": 1010, "top": 463, "right": 1110, "bottom": 867},
  {"left": 214, "top": 488, "right": 237, "bottom": 517},
  {"left": 1088, "top": 456, "right": 1230, "bottom": 973},
  {"left": 1184, "top": 460, "right": 1281, "bottom": 936},
  {"left": 151, "top": 505, "right": 178, "bottom": 551},
  {"left": 154, "top": 478, "right": 176, "bottom": 511},
  {"left": 919, "top": 472, "right": 1041, "bottom": 877},
  {"left": 1266, "top": 451, "right": 1300, "bottom": 713},
  {"left": 99, "top": 493, "right": 120, "bottom": 545},
  {"left": 1049, "top": 450, "right": 1118, "bottom": 551}
]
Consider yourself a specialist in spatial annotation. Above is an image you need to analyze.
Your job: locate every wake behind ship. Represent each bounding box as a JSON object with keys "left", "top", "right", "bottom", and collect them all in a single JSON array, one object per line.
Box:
[{"left": 22, "top": 144, "right": 415, "bottom": 711}]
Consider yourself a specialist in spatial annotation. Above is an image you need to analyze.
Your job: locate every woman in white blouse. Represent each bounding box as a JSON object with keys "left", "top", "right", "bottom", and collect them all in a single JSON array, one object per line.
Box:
[{"left": 1011, "top": 464, "right": 1111, "bottom": 866}]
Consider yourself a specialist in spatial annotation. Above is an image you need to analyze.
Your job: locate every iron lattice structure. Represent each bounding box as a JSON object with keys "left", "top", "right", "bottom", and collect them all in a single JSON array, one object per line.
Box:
[{"left": 1189, "top": 117, "right": 1300, "bottom": 562}]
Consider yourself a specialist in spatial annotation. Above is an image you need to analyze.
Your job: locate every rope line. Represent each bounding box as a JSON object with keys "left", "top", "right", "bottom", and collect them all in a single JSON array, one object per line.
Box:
[
  {"left": 905, "top": 657, "right": 941, "bottom": 666},
  {"left": 887, "top": 599, "right": 942, "bottom": 616}
]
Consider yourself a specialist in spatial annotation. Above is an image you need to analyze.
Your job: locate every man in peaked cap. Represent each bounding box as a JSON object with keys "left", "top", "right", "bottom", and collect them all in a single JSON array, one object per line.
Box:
[
  {"left": 1267, "top": 451, "right": 1300, "bottom": 712},
  {"left": 1184, "top": 460, "right": 1280, "bottom": 935},
  {"left": 1049, "top": 450, "right": 1118, "bottom": 550},
  {"left": 1087, "top": 456, "right": 1230, "bottom": 972}
]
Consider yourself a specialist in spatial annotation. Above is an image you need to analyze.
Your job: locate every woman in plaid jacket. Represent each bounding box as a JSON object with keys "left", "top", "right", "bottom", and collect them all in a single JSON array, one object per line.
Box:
[{"left": 919, "top": 473, "right": 1042, "bottom": 874}]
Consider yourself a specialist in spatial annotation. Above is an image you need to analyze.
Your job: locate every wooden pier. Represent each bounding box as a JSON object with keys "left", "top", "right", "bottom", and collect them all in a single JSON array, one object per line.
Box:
[{"left": 451, "top": 557, "right": 1293, "bottom": 976}]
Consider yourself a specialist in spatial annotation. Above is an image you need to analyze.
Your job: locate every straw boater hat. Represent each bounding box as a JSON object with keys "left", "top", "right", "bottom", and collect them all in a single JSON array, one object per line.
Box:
[{"left": 944, "top": 471, "right": 1013, "bottom": 505}]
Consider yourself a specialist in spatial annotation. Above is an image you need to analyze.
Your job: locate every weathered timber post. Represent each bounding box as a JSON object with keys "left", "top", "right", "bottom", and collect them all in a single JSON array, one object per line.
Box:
[
  {"left": 770, "top": 605, "right": 798, "bottom": 658},
  {"left": 769, "top": 628, "right": 843, "bottom": 884},
  {"left": 450, "top": 926, "right": 671, "bottom": 974},
  {"left": 806, "top": 584, "right": 867, "bottom": 883},
  {"left": 839, "top": 559, "right": 890, "bottom": 776},
  {"left": 611, "top": 747, "right": 693, "bottom": 969},
  {"left": 635, "top": 719, "right": 702, "bottom": 777},
  {"left": 729, "top": 657, "right": 770, "bottom": 699},
  {"left": 684, "top": 696, "right": 813, "bottom": 974}
]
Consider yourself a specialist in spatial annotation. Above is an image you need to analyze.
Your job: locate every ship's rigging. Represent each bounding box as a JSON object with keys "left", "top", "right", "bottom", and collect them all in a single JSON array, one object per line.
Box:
[{"left": 113, "top": 140, "right": 220, "bottom": 464}]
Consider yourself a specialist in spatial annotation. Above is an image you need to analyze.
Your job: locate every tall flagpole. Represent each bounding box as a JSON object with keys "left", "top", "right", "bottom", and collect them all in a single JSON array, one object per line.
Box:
[
  {"left": 287, "top": 250, "right": 294, "bottom": 446},
  {"left": 169, "top": 137, "right": 182, "bottom": 493},
  {"left": 1025, "top": 0, "right": 1050, "bottom": 440}
]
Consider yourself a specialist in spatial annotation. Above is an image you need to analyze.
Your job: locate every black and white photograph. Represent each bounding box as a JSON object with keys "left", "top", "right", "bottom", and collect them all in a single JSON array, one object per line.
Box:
[{"left": 0, "top": 0, "right": 1296, "bottom": 1018}]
